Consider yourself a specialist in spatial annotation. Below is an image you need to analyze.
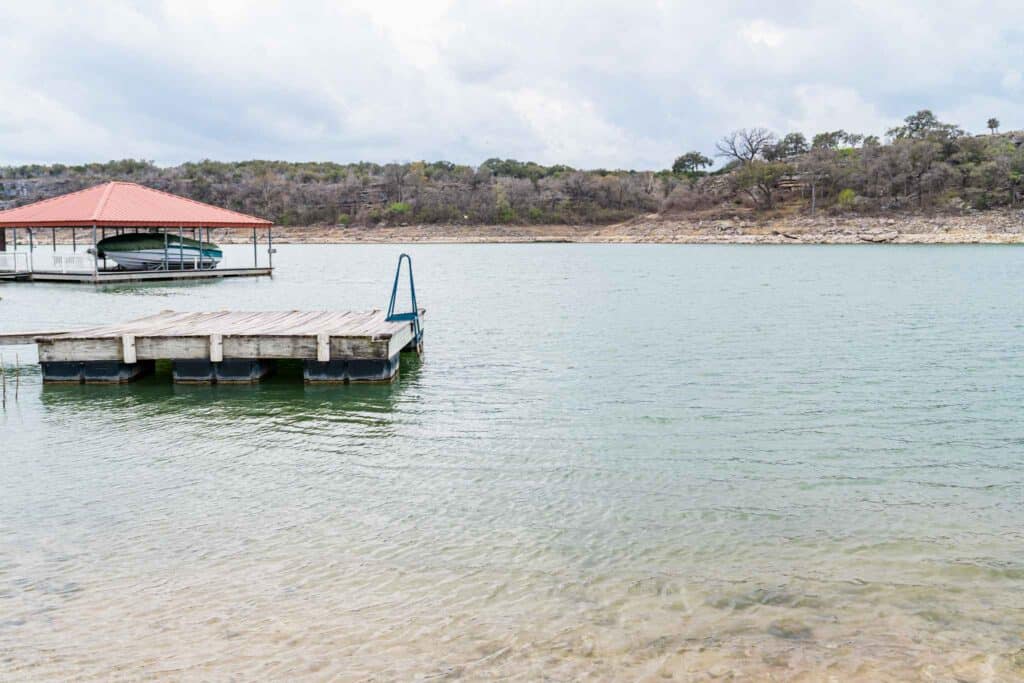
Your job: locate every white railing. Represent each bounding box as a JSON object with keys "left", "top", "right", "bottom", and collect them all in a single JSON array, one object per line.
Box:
[
  {"left": 49, "top": 253, "right": 96, "bottom": 273},
  {"left": 0, "top": 251, "right": 30, "bottom": 273}
]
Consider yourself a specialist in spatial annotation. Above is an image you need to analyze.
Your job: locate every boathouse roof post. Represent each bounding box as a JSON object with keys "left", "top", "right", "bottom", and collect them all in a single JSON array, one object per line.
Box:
[{"left": 92, "top": 224, "right": 98, "bottom": 282}]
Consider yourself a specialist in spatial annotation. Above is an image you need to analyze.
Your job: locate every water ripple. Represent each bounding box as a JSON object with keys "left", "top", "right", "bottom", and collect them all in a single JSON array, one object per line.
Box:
[{"left": 2, "top": 244, "right": 1024, "bottom": 679}]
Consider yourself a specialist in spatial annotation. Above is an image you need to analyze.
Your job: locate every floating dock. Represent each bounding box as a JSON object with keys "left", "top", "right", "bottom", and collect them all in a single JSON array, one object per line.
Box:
[
  {"left": 21, "top": 267, "right": 273, "bottom": 284},
  {"left": 0, "top": 271, "right": 31, "bottom": 282},
  {"left": 4, "top": 309, "right": 424, "bottom": 384}
]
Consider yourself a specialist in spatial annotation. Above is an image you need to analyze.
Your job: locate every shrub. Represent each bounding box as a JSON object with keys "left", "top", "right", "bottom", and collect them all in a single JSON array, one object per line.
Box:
[
  {"left": 494, "top": 187, "right": 515, "bottom": 223},
  {"left": 837, "top": 188, "right": 857, "bottom": 209},
  {"left": 660, "top": 185, "right": 713, "bottom": 213},
  {"left": 409, "top": 205, "right": 454, "bottom": 223},
  {"left": 336, "top": 213, "right": 351, "bottom": 226}
]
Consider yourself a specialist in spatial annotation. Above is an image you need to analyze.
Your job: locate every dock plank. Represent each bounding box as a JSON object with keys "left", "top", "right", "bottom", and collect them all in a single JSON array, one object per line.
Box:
[{"left": 34, "top": 309, "right": 424, "bottom": 363}]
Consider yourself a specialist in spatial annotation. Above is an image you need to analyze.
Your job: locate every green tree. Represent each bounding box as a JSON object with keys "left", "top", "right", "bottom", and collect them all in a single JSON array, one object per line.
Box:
[
  {"left": 987, "top": 117, "right": 1000, "bottom": 135},
  {"left": 899, "top": 139, "right": 950, "bottom": 209},
  {"left": 764, "top": 132, "right": 809, "bottom": 160},
  {"left": 671, "top": 151, "right": 712, "bottom": 176},
  {"left": 494, "top": 185, "right": 515, "bottom": 222},
  {"left": 812, "top": 130, "right": 847, "bottom": 150},
  {"left": 731, "top": 160, "right": 790, "bottom": 209},
  {"left": 887, "top": 110, "right": 964, "bottom": 141}
]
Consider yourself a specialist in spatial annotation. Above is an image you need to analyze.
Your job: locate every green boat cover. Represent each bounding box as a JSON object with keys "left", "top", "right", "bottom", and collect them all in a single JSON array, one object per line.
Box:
[{"left": 96, "top": 232, "right": 222, "bottom": 256}]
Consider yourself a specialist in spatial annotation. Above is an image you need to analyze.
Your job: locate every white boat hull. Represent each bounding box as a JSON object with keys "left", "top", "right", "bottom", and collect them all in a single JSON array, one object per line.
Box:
[{"left": 102, "top": 248, "right": 221, "bottom": 271}]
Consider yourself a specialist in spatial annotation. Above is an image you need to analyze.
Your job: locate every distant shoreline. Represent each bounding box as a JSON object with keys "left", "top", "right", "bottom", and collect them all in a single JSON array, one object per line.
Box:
[
  {"left": 225, "top": 210, "right": 1024, "bottom": 245},
  {"left": 18, "top": 210, "right": 1023, "bottom": 247}
]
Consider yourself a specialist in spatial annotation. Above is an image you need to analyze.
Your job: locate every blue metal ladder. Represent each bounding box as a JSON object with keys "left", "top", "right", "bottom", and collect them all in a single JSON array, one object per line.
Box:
[{"left": 385, "top": 253, "right": 422, "bottom": 352}]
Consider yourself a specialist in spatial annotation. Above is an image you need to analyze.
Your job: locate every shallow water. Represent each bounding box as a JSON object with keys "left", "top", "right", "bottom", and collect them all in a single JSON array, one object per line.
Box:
[{"left": 1, "top": 244, "right": 1023, "bottom": 681}]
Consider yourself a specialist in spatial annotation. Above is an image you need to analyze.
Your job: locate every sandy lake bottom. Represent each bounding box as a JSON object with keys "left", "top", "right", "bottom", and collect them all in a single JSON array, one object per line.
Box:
[{"left": 2, "top": 244, "right": 1022, "bottom": 680}]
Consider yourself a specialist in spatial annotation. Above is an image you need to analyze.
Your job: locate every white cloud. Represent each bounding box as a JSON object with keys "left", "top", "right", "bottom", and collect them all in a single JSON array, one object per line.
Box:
[
  {"left": 0, "top": 81, "right": 119, "bottom": 160},
  {"left": 740, "top": 20, "right": 786, "bottom": 48},
  {"left": 347, "top": 0, "right": 455, "bottom": 69},
  {"left": 503, "top": 88, "right": 663, "bottom": 168},
  {"left": 786, "top": 85, "right": 892, "bottom": 139},
  {"left": 1003, "top": 69, "right": 1023, "bottom": 93},
  {"left": 0, "top": 1, "right": 1022, "bottom": 168}
]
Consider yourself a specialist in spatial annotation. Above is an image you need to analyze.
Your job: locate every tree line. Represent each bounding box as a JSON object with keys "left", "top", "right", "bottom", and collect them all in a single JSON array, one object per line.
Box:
[
  {"left": 1, "top": 111, "right": 1021, "bottom": 226},
  {"left": 666, "top": 111, "right": 1023, "bottom": 214},
  {"left": 0, "top": 158, "right": 664, "bottom": 226}
]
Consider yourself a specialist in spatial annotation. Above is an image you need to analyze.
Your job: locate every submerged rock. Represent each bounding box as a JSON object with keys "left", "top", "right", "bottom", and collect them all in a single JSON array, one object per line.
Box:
[
  {"left": 708, "top": 587, "right": 822, "bottom": 611},
  {"left": 767, "top": 618, "right": 813, "bottom": 640}
]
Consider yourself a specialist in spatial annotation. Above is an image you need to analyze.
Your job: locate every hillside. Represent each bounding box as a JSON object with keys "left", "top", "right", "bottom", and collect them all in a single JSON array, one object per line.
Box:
[{"left": 2, "top": 111, "right": 1022, "bottom": 233}]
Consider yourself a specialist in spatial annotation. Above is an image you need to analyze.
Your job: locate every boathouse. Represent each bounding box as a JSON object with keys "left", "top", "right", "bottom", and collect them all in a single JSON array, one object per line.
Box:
[{"left": 0, "top": 181, "right": 274, "bottom": 282}]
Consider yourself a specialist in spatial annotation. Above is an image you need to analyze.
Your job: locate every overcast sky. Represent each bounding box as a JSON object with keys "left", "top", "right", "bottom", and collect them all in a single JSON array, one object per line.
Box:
[{"left": 1, "top": 1, "right": 1022, "bottom": 169}]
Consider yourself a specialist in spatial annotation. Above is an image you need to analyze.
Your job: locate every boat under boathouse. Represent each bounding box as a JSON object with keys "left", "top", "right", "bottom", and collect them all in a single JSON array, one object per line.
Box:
[{"left": 0, "top": 181, "right": 275, "bottom": 283}]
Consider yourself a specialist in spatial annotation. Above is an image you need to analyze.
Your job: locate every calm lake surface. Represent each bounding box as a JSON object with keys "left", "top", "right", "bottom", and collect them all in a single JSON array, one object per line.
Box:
[{"left": 1, "top": 244, "right": 1023, "bottom": 681}]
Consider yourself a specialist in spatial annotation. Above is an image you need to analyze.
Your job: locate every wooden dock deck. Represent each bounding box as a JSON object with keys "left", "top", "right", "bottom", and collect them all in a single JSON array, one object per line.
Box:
[{"left": 15, "top": 309, "right": 424, "bottom": 384}]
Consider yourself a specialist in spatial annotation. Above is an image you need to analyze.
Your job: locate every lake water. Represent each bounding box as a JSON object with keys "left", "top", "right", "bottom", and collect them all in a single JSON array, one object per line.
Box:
[{"left": 1, "top": 244, "right": 1023, "bottom": 681}]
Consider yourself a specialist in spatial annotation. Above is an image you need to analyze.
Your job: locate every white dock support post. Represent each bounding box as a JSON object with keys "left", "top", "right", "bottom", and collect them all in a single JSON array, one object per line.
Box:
[
  {"left": 317, "top": 333, "right": 330, "bottom": 362},
  {"left": 122, "top": 334, "right": 136, "bottom": 364},
  {"left": 209, "top": 334, "right": 223, "bottom": 363},
  {"left": 267, "top": 226, "right": 273, "bottom": 269}
]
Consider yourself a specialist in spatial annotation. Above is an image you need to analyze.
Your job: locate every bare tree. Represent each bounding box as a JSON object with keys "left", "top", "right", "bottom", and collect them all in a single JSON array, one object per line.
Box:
[
  {"left": 257, "top": 170, "right": 281, "bottom": 218},
  {"left": 502, "top": 177, "right": 535, "bottom": 214},
  {"left": 716, "top": 128, "right": 777, "bottom": 164},
  {"left": 382, "top": 163, "right": 410, "bottom": 202},
  {"left": 902, "top": 140, "right": 943, "bottom": 209},
  {"left": 799, "top": 148, "right": 835, "bottom": 215},
  {"left": 564, "top": 172, "right": 594, "bottom": 203}
]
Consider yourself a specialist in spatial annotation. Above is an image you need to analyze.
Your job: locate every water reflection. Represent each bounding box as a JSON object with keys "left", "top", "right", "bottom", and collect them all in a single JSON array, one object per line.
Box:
[{"left": 39, "top": 355, "right": 422, "bottom": 423}]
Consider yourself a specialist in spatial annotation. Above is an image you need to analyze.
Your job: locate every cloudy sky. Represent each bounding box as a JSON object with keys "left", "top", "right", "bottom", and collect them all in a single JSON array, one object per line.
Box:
[{"left": 1, "top": 1, "right": 1022, "bottom": 169}]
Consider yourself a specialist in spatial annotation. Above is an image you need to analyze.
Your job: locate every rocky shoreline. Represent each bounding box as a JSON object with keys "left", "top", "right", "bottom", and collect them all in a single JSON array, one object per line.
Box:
[
  {"left": 211, "top": 209, "right": 1024, "bottom": 245},
  {"left": 23, "top": 210, "right": 1015, "bottom": 246}
]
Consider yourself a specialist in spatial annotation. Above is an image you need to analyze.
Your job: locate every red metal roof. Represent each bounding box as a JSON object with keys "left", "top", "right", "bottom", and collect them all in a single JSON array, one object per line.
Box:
[{"left": 0, "top": 181, "right": 272, "bottom": 228}]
